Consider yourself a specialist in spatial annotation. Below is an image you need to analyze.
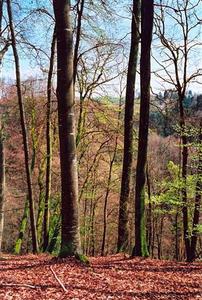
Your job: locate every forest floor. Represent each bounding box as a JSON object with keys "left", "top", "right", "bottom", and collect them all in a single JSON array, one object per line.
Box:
[{"left": 0, "top": 253, "right": 201, "bottom": 300}]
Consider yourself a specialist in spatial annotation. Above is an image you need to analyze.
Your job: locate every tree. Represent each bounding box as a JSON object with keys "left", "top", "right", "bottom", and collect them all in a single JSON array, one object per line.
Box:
[
  {"left": 75, "top": 41, "right": 123, "bottom": 147},
  {"left": 190, "top": 124, "right": 202, "bottom": 261},
  {"left": 0, "top": 0, "right": 10, "bottom": 67},
  {"left": 101, "top": 97, "right": 122, "bottom": 256},
  {"left": 154, "top": 0, "right": 201, "bottom": 261},
  {"left": 117, "top": 0, "right": 141, "bottom": 253},
  {"left": 132, "top": 0, "right": 154, "bottom": 257},
  {"left": 43, "top": 27, "right": 56, "bottom": 251},
  {"left": 73, "top": 0, "right": 85, "bottom": 85},
  {"left": 0, "top": 0, "right": 5, "bottom": 252},
  {"left": 6, "top": 0, "right": 38, "bottom": 253},
  {"left": 53, "top": 0, "right": 81, "bottom": 257},
  {"left": 0, "top": 121, "right": 5, "bottom": 252}
]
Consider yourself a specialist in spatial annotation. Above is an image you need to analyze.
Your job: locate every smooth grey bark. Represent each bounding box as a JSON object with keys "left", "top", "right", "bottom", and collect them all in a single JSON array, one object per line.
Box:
[
  {"left": 6, "top": 0, "right": 38, "bottom": 253},
  {"left": 53, "top": 0, "right": 81, "bottom": 257}
]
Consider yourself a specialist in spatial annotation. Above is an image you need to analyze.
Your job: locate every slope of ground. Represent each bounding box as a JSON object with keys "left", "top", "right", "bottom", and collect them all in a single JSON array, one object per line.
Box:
[{"left": 0, "top": 254, "right": 201, "bottom": 299}]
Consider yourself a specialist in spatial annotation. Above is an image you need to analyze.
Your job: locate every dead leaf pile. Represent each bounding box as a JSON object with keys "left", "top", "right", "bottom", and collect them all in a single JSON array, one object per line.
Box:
[{"left": 0, "top": 254, "right": 201, "bottom": 299}]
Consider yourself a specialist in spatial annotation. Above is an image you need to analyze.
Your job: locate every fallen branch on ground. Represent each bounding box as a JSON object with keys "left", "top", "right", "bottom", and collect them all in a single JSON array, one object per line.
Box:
[
  {"left": 0, "top": 283, "right": 37, "bottom": 289},
  {"left": 50, "top": 266, "right": 67, "bottom": 292}
]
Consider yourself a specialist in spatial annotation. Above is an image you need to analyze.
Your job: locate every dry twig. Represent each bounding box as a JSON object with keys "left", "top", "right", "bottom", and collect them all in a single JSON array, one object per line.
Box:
[
  {"left": 50, "top": 266, "right": 67, "bottom": 292},
  {"left": 0, "top": 283, "right": 37, "bottom": 289}
]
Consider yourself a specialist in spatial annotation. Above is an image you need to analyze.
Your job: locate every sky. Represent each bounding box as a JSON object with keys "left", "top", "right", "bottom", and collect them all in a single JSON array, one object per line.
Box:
[{"left": 1, "top": 0, "right": 202, "bottom": 97}]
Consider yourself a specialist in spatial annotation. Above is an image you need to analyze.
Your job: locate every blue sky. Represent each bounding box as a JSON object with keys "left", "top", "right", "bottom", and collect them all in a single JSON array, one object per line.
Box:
[{"left": 1, "top": 0, "right": 202, "bottom": 96}]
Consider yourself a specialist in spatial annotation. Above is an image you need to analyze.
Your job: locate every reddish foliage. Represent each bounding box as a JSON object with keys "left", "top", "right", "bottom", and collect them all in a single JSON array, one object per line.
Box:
[{"left": 0, "top": 254, "right": 201, "bottom": 299}]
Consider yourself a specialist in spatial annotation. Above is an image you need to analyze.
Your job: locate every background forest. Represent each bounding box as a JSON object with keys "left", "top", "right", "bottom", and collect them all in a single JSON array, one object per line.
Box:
[{"left": 0, "top": 0, "right": 201, "bottom": 263}]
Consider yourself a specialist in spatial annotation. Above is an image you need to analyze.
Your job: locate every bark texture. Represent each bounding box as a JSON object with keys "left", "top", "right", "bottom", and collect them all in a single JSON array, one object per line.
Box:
[
  {"left": 190, "top": 125, "right": 202, "bottom": 261},
  {"left": 43, "top": 27, "right": 56, "bottom": 251},
  {"left": 53, "top": 0, "right": 81, "bottom": 257},
  {"left": 132, "top": 0, "right": 154, "bottom": 257},
  {"left": 0, "top": 124, "right": 5, "bottom": 251},
  {"left": 178, "top": 94, "right": 191, "bottom": 261},
  {"left": 73, "top": 0, "right": 85, "bottom": 84},
  {"left": 117, "top": 0, "right": 140, "bottom": 253},
  {"left": 7, "top": 0, "right": 38, "bottom": 253}
]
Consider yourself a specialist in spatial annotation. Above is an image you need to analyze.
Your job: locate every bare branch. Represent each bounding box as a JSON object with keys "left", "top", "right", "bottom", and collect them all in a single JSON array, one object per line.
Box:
[
  {"left": 50, "top": 266, "right": 67, "bottom": 293},
  {"left": 0, "top": 283, "right": 37, "bottom": 289}
]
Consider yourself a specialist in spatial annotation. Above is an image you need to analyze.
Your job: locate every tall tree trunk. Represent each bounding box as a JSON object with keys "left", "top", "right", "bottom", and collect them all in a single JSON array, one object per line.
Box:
[
  {"left": 132, "top": 0, "right": 154, "bottom": 257},
  {"left": 86, "top": 185, "right": 96, "bottom": 256},
  {"left": 14, "top": 144, "right": 37, "bottom": 254},
  {"left": 90, "top": 201, "right": 96, "bottom": 256},
  {"left": 88, "top": 169, "right": 98, "bottom": 256},
  {"left": 82, "top": 189, "right": 88, "bottom": 254},
  {"left": 0, "top": 0, "right": 3, "bottom": 35},
  {"left": 101, "top": 139, "right": 119, "bottom": 256},
  {"left": 156, "top": 216, "right": 164, "bottom": 260},
  {"left": 102, "top": 96, "right": 122, "bottom": 256},
  {"left": 74, "top": 1, "right": 85, "bottom": 146},
  {"left": 178, "top": 94, "right": 192, "bottom": 261},
  {"left": 151, "top": 216, "right": 155, "bottom": 257},
  {"left": 43, "top": 27, "right": 56, "bottom": 251},
  {"left": 0, "top": 0, "right": 3, "bottom": 66},
  {"left": 53, "top": 0, "right": 81, "bottom": 257},
  {"left": 76, "top": 93, "right": 86, "bottom": 147},
  {"left": 6, "top": 0, "right": 38, "bottom": 253},
  {"left": 117, "top": 0, "right": 140, "bottom": 253},
  {"left": 0, "top": 123, "right": 5, "bottom": 252},
  {"left": 36, "top": 160, "right": 45, "bottom": 247},
  {"left": 73, "top": 0, "right": 85, "bottom": 84},
  {"left": 146, "top": 165, "right": 152, "bottom": 254},
  {"left": 174, "top": 210, "right": 180, "bottom": 261},
  {"left": 190, "top": 126, "right": 202, "bottom": 261},
  {"left": 101, "top": 154, "right": 115, "bottom": 256}
]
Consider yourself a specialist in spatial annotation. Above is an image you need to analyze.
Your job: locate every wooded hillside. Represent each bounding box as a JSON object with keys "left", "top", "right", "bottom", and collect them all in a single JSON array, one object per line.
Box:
[{"left": 0, "top": 0, "right": 201, "bottom": 264}]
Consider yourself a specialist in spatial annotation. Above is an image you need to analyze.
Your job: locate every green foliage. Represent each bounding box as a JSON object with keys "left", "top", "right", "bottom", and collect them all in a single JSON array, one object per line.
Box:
[
  {"left": 174, "top": 124, "right": 200, "bottom": 140},
  {"left": 149, "top": 161, "right": 197, "bottom": 216},
  {"left": 47, "top": 194, "right": 61, "bottom": 254},
  {"left": 193, "top": 224, "right": 202, "bottom": 234},
  {"left": 80, "top": 215, "right": 91, "bottom": 237},
  {"left": 75, "top": 253, "right": 90, "bottom": 265},
  {"left": 13, "top": 198, "right": 29, "bottom": 254}
]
